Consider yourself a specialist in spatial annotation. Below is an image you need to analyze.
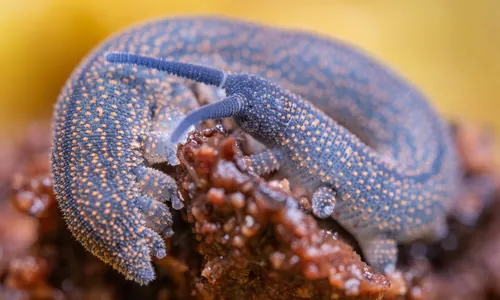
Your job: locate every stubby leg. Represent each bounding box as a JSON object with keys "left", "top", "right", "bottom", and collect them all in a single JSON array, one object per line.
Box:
[
  {"left": 359, "top": 235, "right": 398, "bottom": 274},
  {"left": 143, "top": 227, "right": 167, "bottom": 259},
  {"left": 148, "top": 82, "right": 198, "bottom": 165},
  {"left": 246, "top": 148, "right": 284, "bottom": 175},
  {"left": 136, "top": 196, "right": 173, "bottom": 238},
  {"left": 311, "top": 186, "right": 337, "bottom": 218},
  {"left": 134, "top": 166, "right": 183, "bottom": 209},
  {"left": 134, "top": 166, "right": 177, "bottom": 240},
  {"left": 142, "top": 131, "right": 179, "bottom": 165},
  {"left": 130, "top": 163, "right": 175, "bottom": 259}
]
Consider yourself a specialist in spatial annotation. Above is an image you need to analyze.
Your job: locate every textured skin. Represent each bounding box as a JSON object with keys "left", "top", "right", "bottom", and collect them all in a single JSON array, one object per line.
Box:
[{"left": 51, "top": 16, "right": 460, "bottom": 284}]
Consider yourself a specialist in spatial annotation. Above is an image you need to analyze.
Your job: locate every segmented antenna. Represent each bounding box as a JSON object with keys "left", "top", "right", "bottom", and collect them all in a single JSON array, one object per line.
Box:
[
  {"left": 104, "top": 52, "right": 227, "bottom": 87},
  {"left": 169, "top": 95, "right": 243, "bottom": 143}
]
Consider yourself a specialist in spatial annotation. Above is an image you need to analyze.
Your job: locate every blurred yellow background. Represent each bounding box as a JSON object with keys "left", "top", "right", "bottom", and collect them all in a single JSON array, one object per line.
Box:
[{"left": 1, "top": 0, "right": 498, "bottom": 141}]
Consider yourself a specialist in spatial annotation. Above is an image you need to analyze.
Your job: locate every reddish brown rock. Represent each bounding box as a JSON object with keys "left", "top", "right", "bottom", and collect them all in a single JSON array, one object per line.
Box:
[{"left": 176, "top": 129, "right": 390, "bottom": 299}]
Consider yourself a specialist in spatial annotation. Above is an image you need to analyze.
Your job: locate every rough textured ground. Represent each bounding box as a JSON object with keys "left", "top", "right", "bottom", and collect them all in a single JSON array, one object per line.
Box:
[{"left": 0, "top": 119, "right": 498, "bottom": 299}]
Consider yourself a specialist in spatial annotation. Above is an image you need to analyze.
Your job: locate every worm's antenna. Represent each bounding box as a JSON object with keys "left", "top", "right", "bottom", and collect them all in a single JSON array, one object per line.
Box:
[
  {"left": 169, "top": 94, "right": 244, "bottom": 144},
  {"left": 105, "top": 52, "right": 227, "bottom": 88}
]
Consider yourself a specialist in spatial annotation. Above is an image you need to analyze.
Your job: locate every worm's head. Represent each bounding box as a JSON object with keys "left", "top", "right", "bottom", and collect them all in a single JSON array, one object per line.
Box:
[
  {"left": 103, "top": 52, "right": 292, "bottom": 146},
  {"left": 224, "top": 74, "right": 292, "bottom": 144}
]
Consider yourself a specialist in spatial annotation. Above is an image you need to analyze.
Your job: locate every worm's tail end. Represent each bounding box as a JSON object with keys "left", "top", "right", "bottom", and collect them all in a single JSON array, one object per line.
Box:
[
  {"left": 169, "top": 94, "right": 244, "bottom": 144},
  {"left": 104, "top": 52, "right": 227, "bottom": 87}
]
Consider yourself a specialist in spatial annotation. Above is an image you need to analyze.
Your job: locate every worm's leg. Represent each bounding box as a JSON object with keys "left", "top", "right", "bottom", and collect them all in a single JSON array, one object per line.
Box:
[
  {"left": 136, "top": 195, "right": 173, "bottom": 238},
  {"left": 134, "top": 167, "right": 176, "bottom": 242},
  {"left": 134, "top": 165, "right": 183, "bottom": 210},
  {"left": 359, "top": 235, "right": 398, "bottom": 274},
  {"left": 146, "top": 82, "right": 199, "bottom": 165},
  {"left": 143, "top": 227, "right": 167, "bottom": 259},
  {"left": 246, "top": 148, "right": 284, "bottom": 175},
  {"left": 142, "top": 131, "right": 180, "bottom": 165},
  {"left": 311, "top": 186, "right": 337, "bottom": 218}
]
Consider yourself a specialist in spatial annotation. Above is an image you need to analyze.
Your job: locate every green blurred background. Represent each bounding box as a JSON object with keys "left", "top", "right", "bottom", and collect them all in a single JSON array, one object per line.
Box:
[{"left": 1, "top": 0, "right": 498, "bottom": 141}]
